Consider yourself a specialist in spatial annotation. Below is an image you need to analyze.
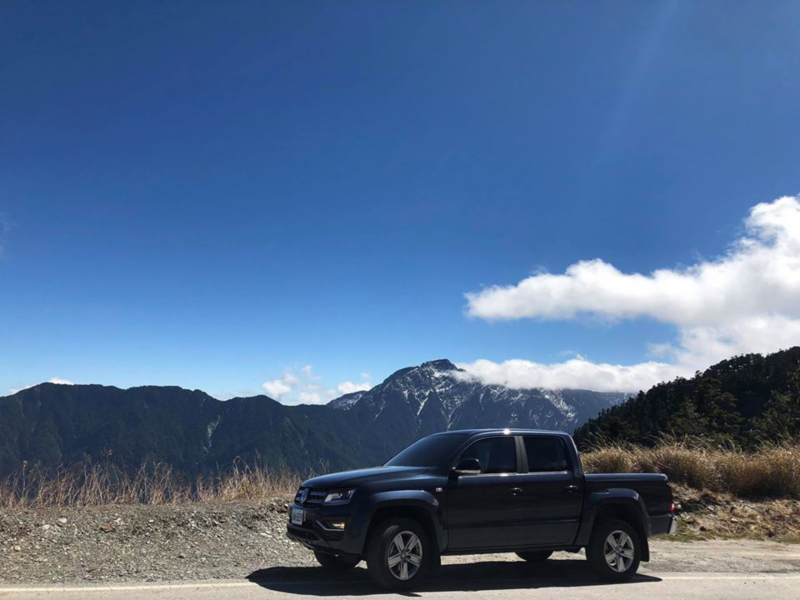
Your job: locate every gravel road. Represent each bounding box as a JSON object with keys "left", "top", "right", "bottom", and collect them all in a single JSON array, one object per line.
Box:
[{"left": 1, "top": 542, "right": 800, "bottom": 600}]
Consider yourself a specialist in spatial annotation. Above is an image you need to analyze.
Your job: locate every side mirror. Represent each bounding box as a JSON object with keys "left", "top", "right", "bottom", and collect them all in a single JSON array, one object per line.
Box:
[{"left": 451, "top": 458, "right": 482, "bottom": 477}]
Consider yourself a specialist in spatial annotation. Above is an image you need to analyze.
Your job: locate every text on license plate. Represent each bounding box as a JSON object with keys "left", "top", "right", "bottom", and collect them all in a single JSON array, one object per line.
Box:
[{"left": 291, "top": 508, "right": 304, "bottom": 525}]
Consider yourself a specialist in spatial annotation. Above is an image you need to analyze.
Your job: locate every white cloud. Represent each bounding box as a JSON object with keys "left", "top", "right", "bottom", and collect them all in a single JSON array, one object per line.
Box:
[
  {"left": 463, "top": 195, "right": 800, "bottom": 392},
  {"left": 262, "top": 378, "right": 293, "bottom": 399},
  {"left": 336, "top": 380, "right": 372, "bottom": 395},
  {"left": 456, "top": 358, "right": 688, "bottom": 393},
  {"left": 297, "top": 391, "right": 323, "bottom": 404},
  {"left": 262, "top": 365, "right": 370, "bottom": 405},
  {"left": 262, "top": 366, "right": 319, "bottom": 400},
  {"left": 49, "top": 378, "right": 74, "bottom": 385}
]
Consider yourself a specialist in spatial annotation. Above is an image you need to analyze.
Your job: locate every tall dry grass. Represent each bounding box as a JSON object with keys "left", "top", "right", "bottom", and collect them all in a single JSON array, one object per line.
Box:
[
  {"left": 582, "top": 442, "right": 800, "bottom": 498},
  {"left": 4, "top": 443, "right": 800, "bottom": 508},
  {"left": 0, "top": 459, "right": 302, "bottom": 509}
]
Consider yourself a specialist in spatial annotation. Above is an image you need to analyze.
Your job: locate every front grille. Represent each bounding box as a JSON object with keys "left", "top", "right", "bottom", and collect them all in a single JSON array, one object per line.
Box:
[{"left": 295, "top": 488, "right": 327, "bottom": 507}]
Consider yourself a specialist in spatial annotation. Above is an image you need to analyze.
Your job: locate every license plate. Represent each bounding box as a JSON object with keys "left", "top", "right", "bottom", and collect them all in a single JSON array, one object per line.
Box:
[{"left": 291, "top": 508, "right": 304, "bottom": 525}]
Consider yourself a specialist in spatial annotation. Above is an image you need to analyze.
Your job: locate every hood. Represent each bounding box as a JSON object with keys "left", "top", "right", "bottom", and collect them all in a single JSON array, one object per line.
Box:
[{"left": 302, "top": 466, "right": 428, "bottom": 489}]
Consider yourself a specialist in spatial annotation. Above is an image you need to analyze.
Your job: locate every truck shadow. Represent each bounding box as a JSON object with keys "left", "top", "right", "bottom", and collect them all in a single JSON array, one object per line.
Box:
[{"left": 247, "top": 558, "right": 662, "bottom": 596}]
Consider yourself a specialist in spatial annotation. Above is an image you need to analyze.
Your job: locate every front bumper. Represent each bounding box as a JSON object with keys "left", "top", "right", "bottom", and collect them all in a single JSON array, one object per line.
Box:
[
  {"left": 285, "top": 502, "right": 364, "bottom": 556},
  {"left": 651, "top": 514, "right": 678, "bottom": 536}
]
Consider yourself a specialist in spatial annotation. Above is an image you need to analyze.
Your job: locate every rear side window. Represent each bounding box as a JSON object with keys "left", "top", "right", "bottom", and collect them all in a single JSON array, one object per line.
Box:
[
  {"left": 457, "top": 437, "right": 517, "bottom": 474},
  {"left": 523, "top": 437, "right": 568, "bottom": 472}
]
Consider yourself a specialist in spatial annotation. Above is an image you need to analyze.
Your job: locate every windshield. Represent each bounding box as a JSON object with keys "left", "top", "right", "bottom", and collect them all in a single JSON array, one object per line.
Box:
[{"left": 385, "top": 433, "right": 470, "bottom": 467}]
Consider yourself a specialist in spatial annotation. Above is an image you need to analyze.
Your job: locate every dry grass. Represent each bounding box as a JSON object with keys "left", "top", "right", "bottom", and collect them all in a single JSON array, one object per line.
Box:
[
  {"left": 0, "top": 459, "right": 302, "bottom": 509},
  {"left": 583, "top": 443, "right": 800, "bottom": 498},
  {"left": 4, "top": 443, "right": 800, "bottom": 508}
]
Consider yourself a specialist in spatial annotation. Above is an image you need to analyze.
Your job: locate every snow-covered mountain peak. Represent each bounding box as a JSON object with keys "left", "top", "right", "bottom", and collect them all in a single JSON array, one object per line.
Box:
[{"left": 329, "top": 359, "right": 627, "bottom": 434}]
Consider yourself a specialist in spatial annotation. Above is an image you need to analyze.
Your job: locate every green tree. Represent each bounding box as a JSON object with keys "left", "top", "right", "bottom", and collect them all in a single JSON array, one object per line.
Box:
[
  {"left": 669, "top": 396, "right": 708, "bottom": 438},
  {"left": 750, "top": 369, "right": 800, "bottom": 443},
  {"left": 693, "top": 378, "right": 743, "bottom": 438}
]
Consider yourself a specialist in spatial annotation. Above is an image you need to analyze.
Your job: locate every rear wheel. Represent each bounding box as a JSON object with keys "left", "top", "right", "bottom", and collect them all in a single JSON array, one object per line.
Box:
[
  {"left": 366, "top": 518, "right": 432, "bottom": 590},
  {"left": 586, "top": 519, "right": 641, "bottom": 582},
  {"left": 314, "top": 550, "right": 360, "bottom": 571},
  {"left": 516, "top": 550, "right": 553, "bottom": 562}
]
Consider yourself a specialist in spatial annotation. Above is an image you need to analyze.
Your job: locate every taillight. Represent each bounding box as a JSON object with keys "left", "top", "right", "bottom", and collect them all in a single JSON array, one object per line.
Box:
[{"left": 670, "top": 501, "right": 676, "bottom": 513}]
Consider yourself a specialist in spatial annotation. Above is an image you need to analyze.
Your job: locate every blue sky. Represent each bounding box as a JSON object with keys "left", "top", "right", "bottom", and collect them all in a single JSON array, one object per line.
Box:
[{"left": 2, "top": 1, "right": 799, "bottom": 402}]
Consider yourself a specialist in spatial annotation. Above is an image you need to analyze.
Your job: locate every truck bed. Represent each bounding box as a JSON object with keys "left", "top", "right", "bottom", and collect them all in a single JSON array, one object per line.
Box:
[{"left": 585, "top": 472, "right": 673, "bottom": 517}]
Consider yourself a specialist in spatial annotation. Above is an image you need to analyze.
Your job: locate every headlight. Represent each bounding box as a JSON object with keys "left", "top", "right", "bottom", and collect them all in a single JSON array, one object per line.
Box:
[{"left": 323, "top": 489, "right": 356, "bottom": 505}]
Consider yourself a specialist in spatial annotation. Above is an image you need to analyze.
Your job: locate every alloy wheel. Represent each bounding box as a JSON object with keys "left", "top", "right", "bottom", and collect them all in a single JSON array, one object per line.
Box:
[
  {"left": 603, "top": 529, "right": 635, "bottom": 573},
  {"left": 387, "top": 531, "right": 423, "bottom": 580}
]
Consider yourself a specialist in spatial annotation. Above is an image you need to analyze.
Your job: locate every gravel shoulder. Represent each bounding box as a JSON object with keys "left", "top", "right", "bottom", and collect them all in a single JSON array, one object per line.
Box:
[
  {"left": 2, "top": 496, "right": 799, "bottom": 585},
  {"left": 0, "top": 500, "right": 315, "bottom": 584}
]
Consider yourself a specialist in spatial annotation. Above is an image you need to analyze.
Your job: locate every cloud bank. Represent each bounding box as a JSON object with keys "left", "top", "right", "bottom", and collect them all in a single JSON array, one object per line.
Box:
[
  {"left": 456, "top": 357, "right": 685, "bottom": 393},
  {"left": 462, "top": 195, "right": 800, "bottom": 392}
]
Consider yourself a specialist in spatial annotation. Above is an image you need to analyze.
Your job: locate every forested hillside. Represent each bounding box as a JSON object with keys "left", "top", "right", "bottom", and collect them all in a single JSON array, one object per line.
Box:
[{"left": 574, "top": 347, "right": 800, "bottom": 449}]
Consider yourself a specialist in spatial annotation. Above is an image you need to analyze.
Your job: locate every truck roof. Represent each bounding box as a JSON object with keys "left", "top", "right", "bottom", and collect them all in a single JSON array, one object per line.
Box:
[{"left": 436, "top": 428, "right": 570, "bottom": 437}]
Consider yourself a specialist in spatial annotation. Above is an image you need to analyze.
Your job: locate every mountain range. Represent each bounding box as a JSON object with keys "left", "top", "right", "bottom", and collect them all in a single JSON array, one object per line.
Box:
[{"left": 0, "top": 359, "right": 625, "bottom": 479}]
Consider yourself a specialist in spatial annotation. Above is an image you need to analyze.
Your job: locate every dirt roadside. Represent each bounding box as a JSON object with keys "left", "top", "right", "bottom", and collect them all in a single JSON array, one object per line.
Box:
[
  {"left": 0, "top": 500, "right": 316, "bottom": 584},
  {"left": 2, "top": 491, "right": 799, "bottom": 584}
]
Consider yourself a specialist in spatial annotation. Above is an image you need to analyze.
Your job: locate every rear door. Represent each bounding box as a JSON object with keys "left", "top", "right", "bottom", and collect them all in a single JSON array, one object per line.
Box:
[
  {"left": 512, "top": 435, "right": 584, "bottom": 546},
  {"left": 445, "top": 435, "right": 528, "bottom": 550}
]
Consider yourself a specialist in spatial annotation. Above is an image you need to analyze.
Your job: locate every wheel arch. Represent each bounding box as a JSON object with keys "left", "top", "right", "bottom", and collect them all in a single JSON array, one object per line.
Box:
[
  {"left": 575, "top": 490, "right": 650, "bottom": 562},
  {"left": 363, "top": 491, "right": 445, "bottom": 555}
]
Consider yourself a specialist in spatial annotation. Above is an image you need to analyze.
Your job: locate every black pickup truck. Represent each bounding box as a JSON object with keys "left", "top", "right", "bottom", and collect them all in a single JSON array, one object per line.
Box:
[{"left": 286, "top": 429, "right": 676, "bottom": 590}]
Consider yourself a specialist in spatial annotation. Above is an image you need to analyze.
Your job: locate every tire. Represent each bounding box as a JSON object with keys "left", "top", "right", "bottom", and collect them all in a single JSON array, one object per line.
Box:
[
  {"left": 586, "top": 519, "right": 642, "bottom": 582},
  {"left": 516, "top": 550, "right": 553, "bottom": 562},
  {"left": 313, "top": 550, "right": 360, "bottom": 571},
  {"left": 365, "top": 518, "right": 432, "bottom": 590}
]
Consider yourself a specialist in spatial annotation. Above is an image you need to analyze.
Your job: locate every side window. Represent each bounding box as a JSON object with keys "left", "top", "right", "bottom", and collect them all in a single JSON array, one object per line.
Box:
[
  {"left": 457, "top": 437, "right": 517, "bottom": 474},
  {"left": 524, "top": 437, "right": 568, "bottom": 472}
]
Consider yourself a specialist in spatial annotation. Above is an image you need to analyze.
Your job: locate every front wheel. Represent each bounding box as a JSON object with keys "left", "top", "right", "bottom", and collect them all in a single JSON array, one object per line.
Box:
[
  {"left": 365, "top": 518, "right": 432, "bottom": 590},
  {"left": 586, "top": 519, "right": 641, "bottom": 582},
  {"left": 314, "top": 550, "right": 360, "bottom": 571}
]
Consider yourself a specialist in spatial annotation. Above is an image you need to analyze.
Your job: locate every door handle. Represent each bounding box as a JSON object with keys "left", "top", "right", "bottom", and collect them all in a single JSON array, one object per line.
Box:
[
  {"left": 564, "top": 485, "right": 580, "bottom": 493},
  {"left": 509, "top": 487, "right": 523, "bottom": 496}
]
